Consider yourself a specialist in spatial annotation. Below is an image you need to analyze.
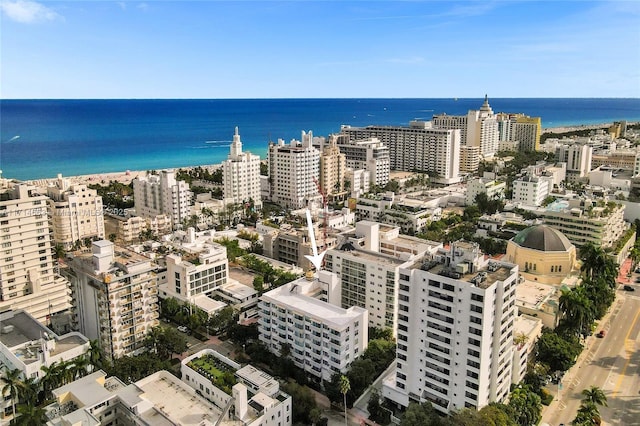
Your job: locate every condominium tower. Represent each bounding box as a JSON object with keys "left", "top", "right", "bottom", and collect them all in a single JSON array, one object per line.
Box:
[
  {"left": 267, "top": 131, "right": 320, "bottom": 209},
  {"left": 133, "top": 170, "right": 192, "bottom": 229},
  {"left": 47, "top": 174, "right": 105, "bottom": 250},
  {"left": 0, "top": 184, "right": 72, "bottom": 324},
  {"left": 383, "top": 241, "right": 518, "bottom": 415},
  {"left": 222, "top": 127, "right": 262, "bottom": 210},
  {"left": 64, "top": 241, "right": 159, "bottom": 360},
  {"left": 340, "top": 122, "right": 461, "bottom": 184}
]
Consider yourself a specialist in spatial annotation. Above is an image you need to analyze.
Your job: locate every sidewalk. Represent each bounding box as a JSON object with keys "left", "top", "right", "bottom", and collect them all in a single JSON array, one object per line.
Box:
[{"left": 540, "top": 293, "right": 626, "bottom": 423}]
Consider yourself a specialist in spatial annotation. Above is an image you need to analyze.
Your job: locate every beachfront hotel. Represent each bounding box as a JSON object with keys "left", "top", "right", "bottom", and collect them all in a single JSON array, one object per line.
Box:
[
  {"left": 46, "top": 174, "right": 105, "bottom": 250},
  {"left": 340, "top": 121, "right": 461, "bottom": 184},
  {"left": 318, "top": 135, "right": 348, "bottom": 202},
  {"left": 222, "top": 127, "right": 262, "bottom": 211},
  {"left": 63, "top": 240, "right": 159, "bottom": 360},
  {"left": 0, "top": 184, "right": 72, "bottom": 325},
  {"left": 496, "top": 113, "right": 542, "bottom": 152},
  {"left": 133, "top": 169, "right": 192, "bottom": 230},
  {"left": 267, "top": 131, "right": 320, "bottom": 209},
  {"left": 382, "top": 241, "right": 518, "bottom": 415},
  {"left": 323, "top": 134, "right": 390, "bottom": 187},
  {"left": 432, "top": 95, "right": 499, "bottom": 158}
]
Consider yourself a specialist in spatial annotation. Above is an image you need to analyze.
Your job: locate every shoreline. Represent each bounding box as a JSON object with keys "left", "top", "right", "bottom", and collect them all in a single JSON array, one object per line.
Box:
[{"left": 14, "top": 121, "right": 638, "bottom": 187}]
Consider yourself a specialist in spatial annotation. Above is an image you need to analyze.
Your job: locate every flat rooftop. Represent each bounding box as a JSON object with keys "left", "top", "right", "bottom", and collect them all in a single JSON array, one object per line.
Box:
[
  {"left": 516, "top": 280, "right": 556, "bottom": 308},
  {"left": 263, "top": 281, "right": 365, "bottom": 328},
  {"left": 417, "top": 260, "right": 514, "bottom": 289}
]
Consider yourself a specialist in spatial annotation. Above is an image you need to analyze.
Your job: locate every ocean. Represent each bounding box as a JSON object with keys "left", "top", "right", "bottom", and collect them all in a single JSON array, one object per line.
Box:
[{"left": 1, "top": 98, "right": 639, "bottom": 181}]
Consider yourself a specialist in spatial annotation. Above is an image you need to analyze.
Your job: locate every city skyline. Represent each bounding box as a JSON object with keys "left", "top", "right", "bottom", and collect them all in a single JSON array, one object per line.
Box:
[{"left": 1, "top": 0, "right": 639, "bottom": 99}]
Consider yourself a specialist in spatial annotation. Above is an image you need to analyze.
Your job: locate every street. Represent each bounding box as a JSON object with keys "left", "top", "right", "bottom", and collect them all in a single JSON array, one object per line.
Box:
[{"left": 541, "top": 283, "right": 640, "bottom": 426}]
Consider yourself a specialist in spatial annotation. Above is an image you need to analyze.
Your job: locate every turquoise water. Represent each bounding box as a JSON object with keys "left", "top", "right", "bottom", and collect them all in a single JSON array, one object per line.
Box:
[{"left": 1, "top": 98, "right": 639, "bottom": 180}]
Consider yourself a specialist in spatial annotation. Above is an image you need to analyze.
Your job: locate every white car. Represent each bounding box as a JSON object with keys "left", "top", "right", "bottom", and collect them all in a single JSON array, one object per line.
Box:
[{"left": 177, "top": 326, "right": 188, "bottom": 333}]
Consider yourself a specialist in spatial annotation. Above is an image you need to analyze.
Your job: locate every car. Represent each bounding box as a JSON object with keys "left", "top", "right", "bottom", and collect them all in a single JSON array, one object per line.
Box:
[
  {"left": 635, "top": 277, "right": 640, "bottom": 283},
  {"left": 623, "top": 285, "right": 635, "bottom": 291},
  {"left": 177, "top": 326, "right": 188, "bottom": 333},
  {"left": 596, "top": 330, "right": 606, "bottom": 338}
]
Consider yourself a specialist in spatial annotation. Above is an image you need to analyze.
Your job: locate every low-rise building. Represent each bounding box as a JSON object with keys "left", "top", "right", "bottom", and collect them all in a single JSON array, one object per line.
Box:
[
  {"left": 512, "top": 176, "right": 551, "bottom": 207},
  {"left": 512, "top": 314, "right": 543, "bottom": 384},
  {"left": 181, "top": 349, "right": 292, "bottom": 425},
  {"left": 114, "top": 214, "right": 172, "bottom": 243},
  {"left": 0, "top": 310, "right": 90, "bottom": 422},
  {"left": 466, "top": 178, "right": 506, "bottom": 206}
]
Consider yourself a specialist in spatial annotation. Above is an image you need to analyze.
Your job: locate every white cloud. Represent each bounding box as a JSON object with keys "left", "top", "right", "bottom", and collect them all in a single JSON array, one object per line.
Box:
[
  {"left": 0, "top": 0, "right": 61, "bottom": 23},
  {"left": 137, "top": 2, "right": 148, "bottom": 11},
  {"left": 117, "top": 1, "right": 127, "bottom": 11}
]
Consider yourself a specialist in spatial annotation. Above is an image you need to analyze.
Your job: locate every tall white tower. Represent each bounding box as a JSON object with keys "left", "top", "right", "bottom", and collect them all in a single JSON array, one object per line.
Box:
[{"left": 222, "top": 127, "right": 262, "bottom": 210}]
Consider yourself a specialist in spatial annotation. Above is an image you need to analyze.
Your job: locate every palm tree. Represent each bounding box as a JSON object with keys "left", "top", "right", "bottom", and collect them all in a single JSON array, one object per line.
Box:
[
  {"left": 339, "top": 375, "right": 350, "bottom": 426},
  {"left": 88, "top": 339, "right": 105, "bottom": 371},
  {"left": 573, "top": 401, "right": 601, "bottom": 425},
  {"left": 559, "top": 287, "right": 594, "bottom": 336},
  {"left": 72, "top": 356, "right": 90, "bottom": 380},
  {"left": 18, "top": 376, "right": 40, "bottom": 406},
  {"left": 40, "top": 363, "right": 62, "bottom": 400},
  {"left": 2, "top": 368, "right": 23, "bottom": 421},
  {"left": 14, "top": 403, "right": 49, "bottom": 426},
  {"left": 582, "top": 386, "right": 607, "bottom": 407}
]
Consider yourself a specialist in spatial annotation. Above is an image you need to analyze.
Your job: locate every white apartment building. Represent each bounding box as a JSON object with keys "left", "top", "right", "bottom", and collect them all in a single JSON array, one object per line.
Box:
[
  {"left": 325, "top": 221, "right": 441, "bottom": 331},
  {"left": 47, "top": 175, "right": 105, "bottom": 250},
  {"left": 540, "top": 199, "right": 627, "bottom": 248},
  {"left": 258, "top": 273, "right": 368, "bottom": 381},
  {"left": 0, "top": 310, "right": 90, "bottom": 421},
  {"left": 345, "top": 168, "right": 371, "bottom": 199},
  {"left": 382, "top": 241, "right": 518, "bottom": 415},
  {"left": 182, "top": 349, "right": 293, "bottom": 426},
  {"left": 163, "top": 244, "right": 228, "bottom": 300},
  {"left": 0, "top": 184, "right": 72, "bottom": 324},
  {"left": 512, "top": 176, "right": 551, "bottom": 207},
  {"left": 133, "top": 169, "right": 192, "bottom": 229},
  {"left": 432, "top": 95, "right": 498, "bottom": 158},
  {"left": 46, "top": 369, "right": 267, "bottom": 426},
  {"left": 497, "top": 113, "right": 542, "bottom": 152},
  {"left": 222, "top": 127, "right": 262, "bottom": 210},
  {"left": 512, "top": 314, "right": 543, "bottom": 384},
  {"left": 64, "top": 241, "right": 159, "bottom": 360},
  {"left": 268, "top": 131, "right": 320, "bottom": 209},
  {"left": 556, "top": 143, "right": 593, "bottom": 182},
  {"left": 340, "top": 122, "right": 461, "bottom": 184},
  {"left": 331, "top": 134, "right": 390, "bottom": 187},
  {"left": 465, "top": 178, "right": 506, "bottom": 206}
]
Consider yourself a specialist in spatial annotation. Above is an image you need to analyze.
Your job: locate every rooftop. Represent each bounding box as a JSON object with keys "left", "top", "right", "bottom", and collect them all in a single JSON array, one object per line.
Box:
[
  {"left": 262, "top": 278, "right": 366, "bottom": 328},
  {"left": 419, "top": 260, "right": 514, "bottom": 289},
  {"left": 516, "top": 280, "right": 556, "bottom": 309},
  {"left": 512, "top": 225, "right": 574, "bottom": 252}
]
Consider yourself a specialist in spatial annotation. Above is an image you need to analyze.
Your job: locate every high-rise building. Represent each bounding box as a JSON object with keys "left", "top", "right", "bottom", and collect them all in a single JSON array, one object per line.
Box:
[
  {"left": 64, "top": 241, "right": 159, "bottom": 360},
  {"left": 555, "top": 143, "right": 593, "bottom": 182},
  {"left": 47, "top": 174, "right": 105, "bottom": 250},
  {"left": 325, "top": 221, "right": 441, "bottom": 331},
  {"left": 382, "top": 241, "right": 518, "bottom": 415},
  {"left": 331, "top": 134, "right": 390, "bottom": 187},
  {"left": 340, "top": 122, "right": 461, "bottom": 184},
  {"left": 497, "top": 113, "right": 542, "bottom": 152},
  {"left": 133, "top": 170, "right": 192, "bottom": 229},
  {"left": 222, "top": 127, "right": 262, "bottom": 210},
  {"left": 433, "top": 95, "right": 498, "bottom": 158},
  {"left": 267, "top": 131, "right": 320, "bottom": 209},
  {"left": 319, "top": 136, "right": 347, "bottom": 201},
  {"left": 0, "top": 184, "right": 72, "bottom": 324}
]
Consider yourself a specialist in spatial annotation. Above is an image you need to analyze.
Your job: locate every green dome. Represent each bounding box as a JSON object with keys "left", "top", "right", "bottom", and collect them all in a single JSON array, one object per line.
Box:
[{"left": 512, "top": 225, "right": 573, "bottom": 252}]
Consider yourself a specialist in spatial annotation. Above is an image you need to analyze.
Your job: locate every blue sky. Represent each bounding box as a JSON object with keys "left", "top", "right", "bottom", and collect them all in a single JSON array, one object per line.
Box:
[{"left": 1, "top": 0, "right": 639, "bottom": 98}]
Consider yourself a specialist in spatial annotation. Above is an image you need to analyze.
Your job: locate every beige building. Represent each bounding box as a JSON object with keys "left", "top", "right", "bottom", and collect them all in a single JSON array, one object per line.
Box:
[
  {"left": 497, "top": 113, "right": 542, "bottom": 152},
  {"left": 64, "top": 241, "right": 159, "bottom": 360},
  {"left": 460, "top": 145, "right": 481, "bottom": 173},
  {"left": 0, "top": 184, "right": 72, "bottom": 324},
  {"left": 115, "top": 214, "right": 172, "bottom": 243},
  {"left": 47, "top": 175, "right": 105, "bottom": 250},
  {"left": 505, "top": 225, "right": 577, "bottom": 285},
  {"left": 133, "top": 170, "right": 192, "bottom": 229},
  {"left": 319, "top": 136, "right": 347, "bottom": 201}
]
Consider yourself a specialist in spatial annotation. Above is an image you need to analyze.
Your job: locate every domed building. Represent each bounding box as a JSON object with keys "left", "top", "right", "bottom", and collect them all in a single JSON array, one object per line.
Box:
[{"left": 505, "top": 224, "right": 578, "bottom": 284}]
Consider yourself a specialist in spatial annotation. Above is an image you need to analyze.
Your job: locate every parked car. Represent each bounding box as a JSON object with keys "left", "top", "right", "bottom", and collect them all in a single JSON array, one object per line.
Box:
[
  {"left": 177, "top": 325, "right": 188, "bottom": 333},
  {"left": 596, "top": 330, "right": 606, "bottom": 338},
  {"left": 623, "top": 285, "right": 636, "bottom": 291}
]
